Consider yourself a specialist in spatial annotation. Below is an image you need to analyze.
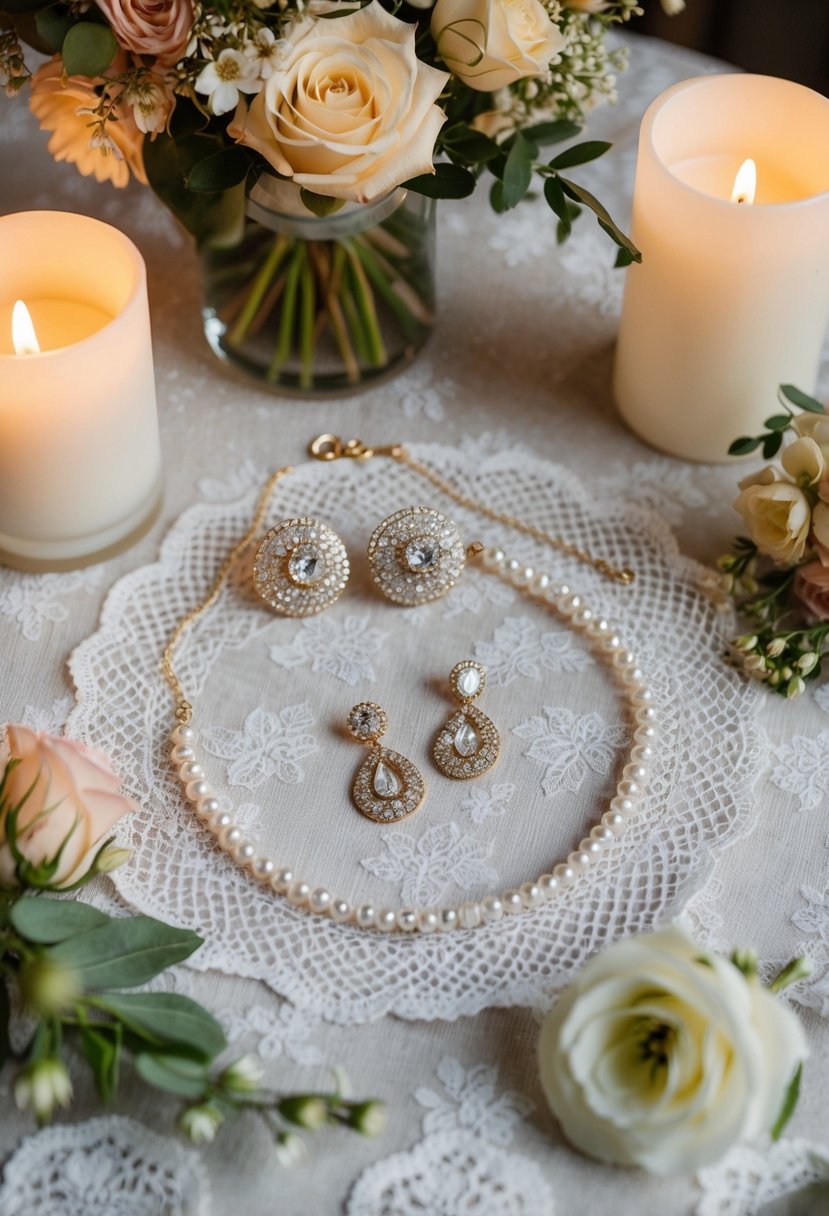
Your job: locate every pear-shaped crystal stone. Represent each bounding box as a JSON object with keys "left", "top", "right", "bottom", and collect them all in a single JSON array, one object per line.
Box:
[
  {"left": 454, "top": 719, "right": 480, "bottom": 757},
  {"left": 373, "top": 759, "right": 403, "bottom": 798},
  {"left": 457, "top": 668, "right": 481, "bottom": 697}
]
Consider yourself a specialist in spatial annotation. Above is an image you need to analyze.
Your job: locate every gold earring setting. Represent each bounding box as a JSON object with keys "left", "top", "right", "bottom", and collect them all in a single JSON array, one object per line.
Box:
[
  {"left": 367, "top": 507, "right": 465, "bottom": 607},
  {"left": 433, "top": 660, "right": 500, "bottom": 780},
  {"left": 253, "top": 518, "right": 349, "bottom": 616},
  {"left": 347, "top": 701, "right": 426, "bottom": 823}
]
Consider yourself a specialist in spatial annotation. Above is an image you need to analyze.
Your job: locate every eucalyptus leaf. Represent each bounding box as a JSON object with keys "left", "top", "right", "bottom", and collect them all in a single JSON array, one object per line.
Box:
[
  {"left": 728, "top": 436, "right": 761, "bottom": 456},
  {"left": 91, "top": 992, "right": 226, "bottom": 1057},
  {"left": 501, "top": 133, "right": 536, "bottom": 210},
  {"left": 11, "top": 897, "right": 110, "bottom": 943},
  {"left": 134, "top": 1051, "right": 210, "bottom": 1099},
  {"left": 779, "top": 384, "right": 826, "bottom": 415},
  {"left": 80, "top": 1023, "right": 121, "bottom": 1103},
  {"left": 47, "top": 916, "right": 203, "bottom": 990},
  {"left": 35, "top": 4, "right": 75, "bottom": 52},
  {"left": 61, "top": 22, "right": 118, "bottom": 78},
  {"left": 771, "top": 1062, "right": 802, "bottom": 1141},
  {"left": 549, "top": 140, "right": 612, "bottom": 171},
  {"left": 522, "top": 119, "right": 581, "bottom": 146},
  {"left": 403, "top": 163, "right": 475, "bottom": 199},
  {"left": 186, "top": 146, "right": 252, "bottom": 193}
]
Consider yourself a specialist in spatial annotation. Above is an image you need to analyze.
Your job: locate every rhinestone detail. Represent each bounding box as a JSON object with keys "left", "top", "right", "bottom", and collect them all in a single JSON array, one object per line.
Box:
[
  {"left": 253, "top": 518, "right": 348, "bottom": 617},
  {"left": 367, "top": 507, "right": 465, "bottom": 606},
  {"left": 346, "top": 701, "right": 387, "bottom": 743},
  {"left": 352, "top": 746, "right": 425, "bottom": 823},
  {"left": 433, "top": 705, "right": 500, "bottom": 780}
]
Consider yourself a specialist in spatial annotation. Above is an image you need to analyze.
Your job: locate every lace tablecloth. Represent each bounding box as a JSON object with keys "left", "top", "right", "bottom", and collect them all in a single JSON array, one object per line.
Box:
[{"left": 2, "top": 34, "right": 829, "bottom": 1216}]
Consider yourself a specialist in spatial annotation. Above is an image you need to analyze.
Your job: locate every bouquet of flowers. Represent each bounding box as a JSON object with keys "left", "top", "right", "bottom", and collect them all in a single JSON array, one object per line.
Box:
[
  {"left": 1, "top": 0, "right": 680, "bottom": 388},
  {"left": 722, "top": 384, "right": 829, "bottom": 698}
]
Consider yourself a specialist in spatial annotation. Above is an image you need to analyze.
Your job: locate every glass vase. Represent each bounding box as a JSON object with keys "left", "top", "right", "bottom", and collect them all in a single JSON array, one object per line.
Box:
[{"left": 201, "top": 176, "right": 435, "bottom": 395}]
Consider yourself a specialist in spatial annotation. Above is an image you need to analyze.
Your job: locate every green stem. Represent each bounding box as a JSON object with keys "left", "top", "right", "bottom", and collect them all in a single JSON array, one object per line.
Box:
[
  {"left": 343, "top": 244, "right": 386, "bottom": 366},
  {"left": 298, "top": 254, "right": 316, "bottom": 392},
  {"left": 266, "top": 244, "right": 305, "bottom": 383},
  {"left": 348, "top": 238, "right": 419, "bottom": 342},
  {"left": 230, "top": 234, "right": 292, "bottom": 349}
]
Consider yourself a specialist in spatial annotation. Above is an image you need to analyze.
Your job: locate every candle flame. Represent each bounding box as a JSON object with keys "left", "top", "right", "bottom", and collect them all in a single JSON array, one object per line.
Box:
[
  {"left": 12, "top": 300, "right": 40, "bottom": 356},
  {"left": 730, "top": 158, "right": 757, "bottom": 205}
]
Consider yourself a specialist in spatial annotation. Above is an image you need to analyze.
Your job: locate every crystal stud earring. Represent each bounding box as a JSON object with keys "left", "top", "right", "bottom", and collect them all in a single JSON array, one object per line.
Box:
[
  {"left": 252, "top": 517, "right": 349, "bottom": 616},
  {"left": 433, "top": 660, "right": 500, "bottom": 780},
  {"left": 366, "top": 506, "right": 466, "bottom": 607},
  {"left": 346, "top": 701, "right": 426, "bottom": 823}
]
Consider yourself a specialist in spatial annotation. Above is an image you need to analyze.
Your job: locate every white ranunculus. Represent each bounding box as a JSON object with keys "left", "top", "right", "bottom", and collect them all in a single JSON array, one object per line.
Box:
[
  {"left": 431, "top": 0, "right": 566, "bottom": 93},
  {"left": 228, "top": 2, "right": 449, "bottom": 203},
  {"left": 733, "top": 475, "right": 811, "bottom": 565},
  {"left": 538, "top": 924, "right": 807, "bottom": 1177}
]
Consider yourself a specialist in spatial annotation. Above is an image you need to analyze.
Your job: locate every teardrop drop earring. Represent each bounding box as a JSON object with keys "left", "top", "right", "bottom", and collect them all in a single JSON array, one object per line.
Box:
[
  {"left": 433, "top": 660, "right": 500, "bottom": 780},
  {"left": 346, "top": 701, "right": 426, "bottom": 823}
]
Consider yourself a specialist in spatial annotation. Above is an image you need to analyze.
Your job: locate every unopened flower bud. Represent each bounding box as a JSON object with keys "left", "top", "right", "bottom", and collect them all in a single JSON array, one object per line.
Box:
[
  {"left": 739, "top": 575, "right": 759, "bottom": 594},
  {"left": 737, "top": 633, "right": 758, "bottom": 653},
  {"left": 278, "top": 1094, "right": 329, "bottom": 1129},
  {"left": 343, "top": 1100, "right": 387, "bottom": 1137},
  {"left": 93, "top": 844, "right": 133, "bottom": 874},
  {"left": 219, "top": 1053, "right": 263, "bottom": 1095},
  {"left": 797, "top": 652, "right": 819, "bottom": 675},
  {"left": 787, "top": 675, "right": 806, "bottom": 699},
  {"left": 770, "top": 955, "right": 812, "bottom": 993},
  {"left": 765, "top": 638, "right": 786, "bottom": 658},
  {"left": 179, "top": 1101, "right": 223, "bottom": 1143},
  {"left": 781, "top": 665, "right": 793, "bottom": 681},
  {"left": 18, "top": 957, "right": 80, "bottom": 1017},
  {"left": 744, "top": 655, "right": 767, "bottom": 675},
  {"left": 14, "top": 1058, "right": 72, "bottom": 1123},
  {"left": 275, "top": 1130, "right": 307, "bottom": 1166},
  {"left": 730, "top": 947, "right": 758, "bottom": 977}
]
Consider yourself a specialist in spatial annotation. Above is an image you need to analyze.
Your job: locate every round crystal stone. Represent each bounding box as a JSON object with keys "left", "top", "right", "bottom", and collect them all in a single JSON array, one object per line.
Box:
[
  {"left": 404, "top": 537, "right": 439, "bottom": 573},
  {"left": 347, "top": 701, "right": 386, "bottom": 741},
  {"left": 288, "top": 544, "right": 324, "bottom": 586}
]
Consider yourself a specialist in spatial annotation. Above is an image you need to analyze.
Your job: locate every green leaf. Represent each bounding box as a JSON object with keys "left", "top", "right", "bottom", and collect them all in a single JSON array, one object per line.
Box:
[
  {"left": 0, "top": 979, "right": 9, "bottom": 1070},
  {"left": 80, "top": 1022, "right": 121, "bottom": 1102},
  {"left": 403, "top": 162, "right": 476, "bottom": 199},
  {"left": 728, "top": 436, "right": 761, "bottom": 456},
  {"left": 543, "top": 175, "right": 570, "bottom": 235},
  {"left": 299, "top": 189, "right": 345, "bottom": 218},
  {"left": 501, "top": 133, "right": 536, "bottom": 210},
  {"left": 615, "top": 246, "right": 636, "bottom": 268},
  {"left": 144, "top": 132, "right": 246, "bottom": 246},
  {"left": 168, "top": 97, "right": 210, "bottom": 139},
  {"left": 186, "top": 146, "right": 251, "bottom": 193},
  {"left": 34, "top": 4, "right": 75, "bottom": 52},
  {"left": 771, "top": 1062, "right": 802, "bottom": 1141},
  {"left": 779, "top": 384, "right": 826, "bottom": 415},
  {"left": 11, "top": 897, "right": 109, "bottom": 944},
  {"left": 522, "top": 119, "right": 582, "bottom": 146},
  {"left": 91, "top": 992, "right": 226, "bottom": 1058},
  {"left": 133, "top": 1051, "right": 210, "bottom": 1099},
  {"left": 549, "top": 140, "right": 612, "bottom": 171},
  {"left": 763, "top": 431, "right": 784, "bottom": 460},
  {"left": 764, "top": 413, "right": 793, "bottom": 432},
  {"left": 489, "top": 179, "right": 506, "bottom": 214},
  {"left": 559, "top": 177, "right": 641, "bottom": 261},
  {"left": 61, "top": 22, "right": 118, "bottom": 78},
  {"left": 47, "top": 916, "right": 203, "bottom": 990},
  {"left": 440, "top": 123, "right": 500, "bottom": 165}
]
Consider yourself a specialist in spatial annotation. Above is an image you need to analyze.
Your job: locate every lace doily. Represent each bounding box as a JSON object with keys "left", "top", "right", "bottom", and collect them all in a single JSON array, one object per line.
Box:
[
  {"left": 68, "top": 441, "right": 762, "bottom": 1022},
  {"left": 696, "top": 1138, "right": 829, "bottom": 1216},
  {"left": 0, "top": 1116, "right": 210, "bottom": 1216}
]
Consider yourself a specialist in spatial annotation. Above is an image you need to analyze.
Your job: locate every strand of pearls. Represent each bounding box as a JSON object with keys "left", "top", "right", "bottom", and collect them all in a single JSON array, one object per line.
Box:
[{"left": 172, "top": 546, "right": 655, "bottom": 934}]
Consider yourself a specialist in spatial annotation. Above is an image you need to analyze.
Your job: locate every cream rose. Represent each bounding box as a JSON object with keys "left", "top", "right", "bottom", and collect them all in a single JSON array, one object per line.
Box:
[
  {"left": 228, "top": 3, "right": 449, "bottom": 204},
  {"left": 781, "top": 436, "right": 825, "bottom": 486},
  {"left": 538, "top": 924, "right": 807, "bottom": 1176},
  {"left": 95, "top": 0, "right": 193, "bottom": 65},
  {"left": 794, "top": 560, "right": 829, "bottom": 621},
  {"left": 431, "top": 0, "right": 566, "bottom": 93},
  {"left": 793, "top": 410, "right": 829, "bottom": 462},
  {"left": 733, "top": 473, "right": 811, "bottom": 565},
  {"left": 0, "top": 725, "right": 135, "bottom": 890}
]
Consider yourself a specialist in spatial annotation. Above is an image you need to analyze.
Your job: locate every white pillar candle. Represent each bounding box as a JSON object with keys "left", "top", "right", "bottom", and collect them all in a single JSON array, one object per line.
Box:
[
  {"left": 0, "top": 211, "right": 162, "bottom": 569},
  {"left": 614, "top": 74, "right": 829, "bottom": 463}
]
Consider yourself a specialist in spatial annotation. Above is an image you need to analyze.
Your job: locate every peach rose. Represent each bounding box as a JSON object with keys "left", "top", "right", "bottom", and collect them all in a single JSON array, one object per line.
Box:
[
  {"left": 733, "top": 474, "right": 811, "bottom": 566},
  {"left": 794, "top": 561, "right": 829, "bottom": 622},
  {"left": 0, "top": 725, "right": 135, "bottom": 890},
  {"left": 29, "top": 57, "right": 146, "bottom": 188},
  {"left": 228, "top": 2, "right": 449, "bottom": 204},
  {"left": 95, "top": 0, "right": 193, "bottom": 65},
  {"left": 431, "top": 0, "right": 566, "bottom": 93}
]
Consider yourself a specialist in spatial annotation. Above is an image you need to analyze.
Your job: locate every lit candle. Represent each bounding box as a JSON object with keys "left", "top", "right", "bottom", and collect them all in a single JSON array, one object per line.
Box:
[
  {"left": 614, "top": 75, "right": 829, "bottom": 463},
  {"left": 0, "top": 211, "right": 162, "bottom": 569}
]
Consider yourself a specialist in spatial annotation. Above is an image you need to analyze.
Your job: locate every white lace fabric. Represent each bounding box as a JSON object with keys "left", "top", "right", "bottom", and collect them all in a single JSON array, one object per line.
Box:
[{"left": 67, "top": 443, "right": 761, "bottom": 1023}]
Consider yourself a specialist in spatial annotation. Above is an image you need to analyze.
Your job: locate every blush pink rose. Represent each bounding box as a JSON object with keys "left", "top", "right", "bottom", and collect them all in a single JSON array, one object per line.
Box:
[
  {"left": 0, "top": 725, "right": 135, "bottom": 890},
  {"left": 794, "top": 561, "right": 829, "bottom": 623},
  {"left": 95, "top": 0, "right": 193, "bottom": 65}
]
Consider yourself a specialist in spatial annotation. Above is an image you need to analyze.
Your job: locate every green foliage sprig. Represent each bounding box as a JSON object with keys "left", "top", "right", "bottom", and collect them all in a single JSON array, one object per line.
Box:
[{"left": 728, "top": 384, "right": 827, "bottom": 460}]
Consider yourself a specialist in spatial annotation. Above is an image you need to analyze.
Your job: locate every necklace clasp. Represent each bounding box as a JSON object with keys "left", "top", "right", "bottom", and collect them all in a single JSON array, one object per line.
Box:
[{"left": 309, "top": 434, "right": 404, "bottom": 462}]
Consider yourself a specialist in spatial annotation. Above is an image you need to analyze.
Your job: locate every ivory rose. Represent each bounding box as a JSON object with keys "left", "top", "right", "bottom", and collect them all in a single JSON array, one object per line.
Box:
[
  {"left": 95, "top": 0, "right": 193, "bottom": 65},
  {"left": 792, "top": 410, "right": 829, "bottom": 462},
  {"left": 0, "top": 725, "right": 135, "bottom": 890},
  {"left": 431, "top": 0, "right": 566, "bottom": 93},
  {"left": 733, "top": 470, "right": 811, "bottom": 565},
  {"left": 228, "top": 2, "right": 449, "bottom": 204},
  {"left": 29, "top": 57, "right": 146, "bottom": 187},
  {"left": 538, "top": 924, "right": 807, "bottom": 1176},
  {"left": 780, "top": 436, "right": 825, "bottom": 486},
  {"left": 794, "top": 560, "right": 829, "bottom": 621}
]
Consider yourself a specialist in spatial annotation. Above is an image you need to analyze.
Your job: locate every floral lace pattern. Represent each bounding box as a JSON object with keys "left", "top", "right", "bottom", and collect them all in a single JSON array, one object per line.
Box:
[
  {"left": 0, "top": 1116, "right": 210, "bottom": 1216},
  {"left": 269, "top": 615, "right": 389, "bottom": 686},
  {"left": 221, "top": 1001, "right": 324, "bottom": 1064},
  {"left": 360, "top": 823, "right": 498, "bottom": 907},
  {"left": 20, "top": 695, "right": 74, "bottom": 735},
  {"left": 461, "top": 782, "right": 515, "bottom": 826},
  {"left": 414, "top": 1056, "right": 534, "bottom": 1145},
  {"left": 0, "top": 568, "right": 104, "bottom": 642},
  {"left": 695, "top": 1137, "right": 829, "bottom": 1216},
  {"left": 769, "top": 730, "right": 829, "bottom": 811},
  {"left": 200, "top": 705, "right": 318, "bottom": 788},
  {"left": 513, "top": 707, "right": 627, "bottom": 796},
  {"left": 473, "top": 616, "right": 592, "bottom": 686}
]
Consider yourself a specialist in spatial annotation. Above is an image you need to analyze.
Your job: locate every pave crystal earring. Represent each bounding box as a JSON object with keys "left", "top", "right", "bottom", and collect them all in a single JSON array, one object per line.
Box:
[
  {"left": 433, "top": 660, "right": 500, "bottom": 780},
  {"left": 366, "top": 506, "right": 466, "bottom": 606},
  {"left": 346, "top": 701, "right": 426, "bottom": 823},
  {"left": 252, "top": 517, "right": 349, "bottom": 616}
]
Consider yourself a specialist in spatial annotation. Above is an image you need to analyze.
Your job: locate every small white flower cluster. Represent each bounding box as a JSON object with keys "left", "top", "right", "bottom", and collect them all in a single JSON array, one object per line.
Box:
[{"left": 184, "top": 2, "right": 295, "bottom": 115}]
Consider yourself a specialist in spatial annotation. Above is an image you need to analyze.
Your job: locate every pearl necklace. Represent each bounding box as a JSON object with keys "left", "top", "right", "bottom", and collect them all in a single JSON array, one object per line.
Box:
[{"left": 166, "top": 515, "right": 653, "bottom": 933}]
